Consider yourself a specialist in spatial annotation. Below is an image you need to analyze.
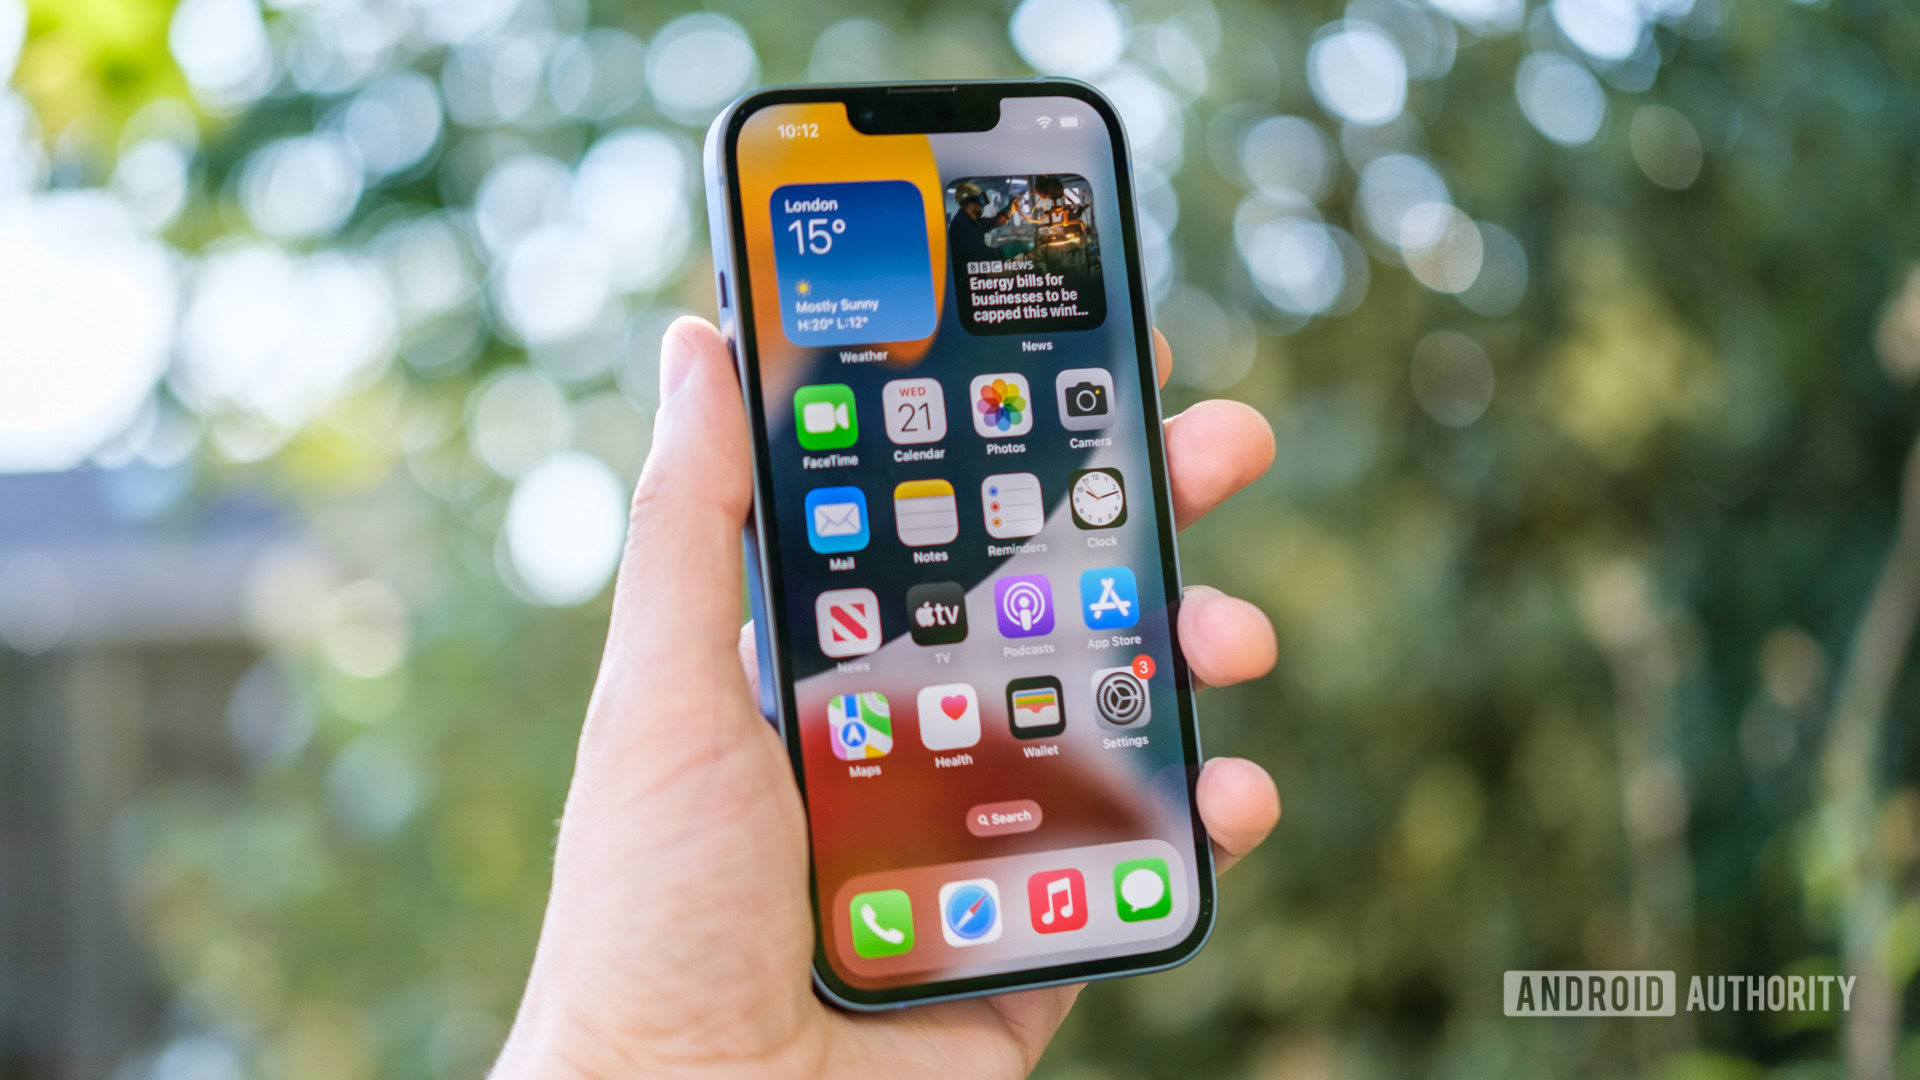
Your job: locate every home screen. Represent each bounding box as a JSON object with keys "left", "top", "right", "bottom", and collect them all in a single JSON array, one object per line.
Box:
[{"left": 732, "top": 97, "right": 1205, "bottom": 995}]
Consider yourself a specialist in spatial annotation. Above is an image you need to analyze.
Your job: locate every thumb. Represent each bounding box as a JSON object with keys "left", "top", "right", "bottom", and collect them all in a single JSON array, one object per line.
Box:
[{"left": 593, "top": 316, "right": 755, "bottom": 714}]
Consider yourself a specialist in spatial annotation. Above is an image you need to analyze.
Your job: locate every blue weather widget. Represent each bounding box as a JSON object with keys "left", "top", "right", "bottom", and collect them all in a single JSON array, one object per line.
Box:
[{"left": 771, "top": 180, "right": 938, "bottom": 347}]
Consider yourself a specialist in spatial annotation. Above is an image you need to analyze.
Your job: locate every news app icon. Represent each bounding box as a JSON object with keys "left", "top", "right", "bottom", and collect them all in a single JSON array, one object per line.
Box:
[
  {"left": 804, "top": 486, "right": 869, "bottom": 554},
  {"left": 1028, "top": 868, "right": 1087, "bottom": 933},
  {"left": 816, "top": 588, "right": 881, "bottom": 658},
  {"left": 1055, "top": 368, "right": 1115, "bottom": 431},
  {"left": 1006, "top": 675, "right": 1066, "bottom": 738},
  {"left": 994, "top": 574, "right": 1054, "bottom": 638},
  {"left": 793, "top": 384, "right": 857, "bottom": 451},
  {"left": 906, "top": 582, "right": 967, "bottom": 646}
]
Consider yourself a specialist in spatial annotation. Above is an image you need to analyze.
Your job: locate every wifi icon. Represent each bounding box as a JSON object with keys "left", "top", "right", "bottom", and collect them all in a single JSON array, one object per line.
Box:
[{"left": 1036, "top": 116, "right": 1052, "bottom": 129}]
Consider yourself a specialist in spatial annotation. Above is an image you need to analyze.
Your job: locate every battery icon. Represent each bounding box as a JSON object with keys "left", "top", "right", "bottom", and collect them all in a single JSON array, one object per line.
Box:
[{"left": 1059, "top": 116, "right": 1081, "bottom": 128}]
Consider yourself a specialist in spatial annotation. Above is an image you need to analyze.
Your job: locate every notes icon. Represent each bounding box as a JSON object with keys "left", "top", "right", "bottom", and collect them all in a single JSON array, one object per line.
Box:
[
  {"left": 894, "top": 479, "right": 959, "bottom": 547},
  {"left": 1027, "top": 868, "right": 1087, "bottom": 933}
]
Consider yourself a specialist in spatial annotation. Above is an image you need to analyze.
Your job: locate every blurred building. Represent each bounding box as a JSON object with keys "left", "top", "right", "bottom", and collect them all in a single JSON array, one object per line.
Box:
[{"left": 0, "top": 469, "right": 287, "bottom": 1080}]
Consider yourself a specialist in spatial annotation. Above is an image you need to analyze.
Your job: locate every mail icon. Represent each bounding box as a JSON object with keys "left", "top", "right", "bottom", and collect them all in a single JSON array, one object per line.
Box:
[
  {"left": 814, "top": 502, "right": 862, "bottom": 536},
  {"left": 804, "top": 486, "right": 869, "bottom": 555}
]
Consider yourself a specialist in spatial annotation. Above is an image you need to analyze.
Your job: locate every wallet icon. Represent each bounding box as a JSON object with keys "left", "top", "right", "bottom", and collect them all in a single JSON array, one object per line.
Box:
[{"left": 804, "top": 486, "right": 869, "bottom": 555}]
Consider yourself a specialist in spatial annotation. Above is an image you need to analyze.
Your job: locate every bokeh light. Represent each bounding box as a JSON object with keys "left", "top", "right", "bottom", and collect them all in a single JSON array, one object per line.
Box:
[
  {"left": 1307, "top": 21, "right": 1408, "bottom": 127},
  {"left": 645, "top": 14, "right": 758, "bottom": 126},
  {"left": 504, "top": 451, "right": 627, "bottom": 606},
  {"left": 0, "top": 193, "right": 175, "bottom": 471},
  {"left": 1515, "top": 51, "right": 1608, "bottom": 146},
  {"left": 1012, "top": 0, "right": 1127, "bottom": 79}
]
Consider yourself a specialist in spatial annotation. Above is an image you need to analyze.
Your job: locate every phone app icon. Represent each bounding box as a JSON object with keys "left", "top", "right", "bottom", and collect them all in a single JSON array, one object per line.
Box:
[
  {"left": 882, "top": 378, "right": 947, "bottom": 445},
  {"left": 849, "top": 888, "right": 914, "bottom": 958},
  {"left": 1055, "top": 368, "right": 1116, "bottom": 431},
  {"left": 1090, "top": 666, "right": 1151, "bottom": 727},
  {"left": 828, "top": 692, "right": 892, "bottom": 760},
  {"left": 816, "top": 588, "right": 881, "bottom": 658},
  {"left": 893, "top": 479, "right": 959, "bottom": 547},
  {"left": 916, "top": 682, "right": 980, "bottom": 751},
  {"left": 1113, "top": 857, "right": 1173, "bottom": 922},
  {"left": 906, "top": 582, "right": 967, "bottom": 646},
  {"left": 804, "top": 486, "right": 868, "bottom": 554},
  {"left": 794, "top": 384, "right": 857, "bottom": 451},
  {"left": 970, "top": 374, "right": 1034, "bottom": 437},
  {"left": 982, "top": 473, "right": 1044, "bottom": 538},
  {"left": 1006, "top": 675, "right": 1066, "bottom": 738},
  {"left": 939, "top": 878, "right": 1002, "bottom": 946},
  {"left": 1080, "top": 566, "right": 1139, "bottom": 630},
  {"left": 1069, "top": 467, "right": 1127, "bottom": 529},
  {"left": 994, "top": 574, "right": 1054, "bottom": 638},
  {"left": 1028, "top": 868, "right": 1088, "bottom": 933}
]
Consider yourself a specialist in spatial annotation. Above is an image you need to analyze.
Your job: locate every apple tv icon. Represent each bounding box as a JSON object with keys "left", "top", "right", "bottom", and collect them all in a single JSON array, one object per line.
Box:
[{"left": 906, "top": 582, "right": 968, "bottom": 646}]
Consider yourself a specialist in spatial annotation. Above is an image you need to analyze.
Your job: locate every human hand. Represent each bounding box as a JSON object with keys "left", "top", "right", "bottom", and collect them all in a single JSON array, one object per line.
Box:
[{"left": 492, "top": 317, "right": 1281, "bottom": 1079}]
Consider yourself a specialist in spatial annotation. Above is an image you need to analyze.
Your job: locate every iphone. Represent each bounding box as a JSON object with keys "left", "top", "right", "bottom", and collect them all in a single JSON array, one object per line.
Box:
[{"left": 703, "top": 79, "right": 1212, "bottom": 1008}]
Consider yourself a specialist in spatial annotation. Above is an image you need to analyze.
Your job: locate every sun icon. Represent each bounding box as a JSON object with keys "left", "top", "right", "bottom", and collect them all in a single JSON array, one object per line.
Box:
[{"left": 796, "top": 279, "right": 811, "bottom": 296}]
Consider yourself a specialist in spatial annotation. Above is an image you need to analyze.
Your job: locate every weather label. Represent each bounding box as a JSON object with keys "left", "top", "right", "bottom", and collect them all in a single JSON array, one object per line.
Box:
[{"left": 771, "top": 180, "right": 937, "bottom": 347}]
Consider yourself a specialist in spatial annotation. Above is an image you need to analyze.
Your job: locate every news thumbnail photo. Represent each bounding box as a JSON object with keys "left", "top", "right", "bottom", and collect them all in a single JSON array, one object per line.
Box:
[{"left": 945, "top": 174, "right": 1106, "bottom": 335}]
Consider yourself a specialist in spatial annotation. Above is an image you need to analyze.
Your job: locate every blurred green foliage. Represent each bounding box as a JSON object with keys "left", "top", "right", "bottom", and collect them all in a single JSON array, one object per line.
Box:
[{"left": 17, "top": 0, "right": 1920, "bottom": 1076}]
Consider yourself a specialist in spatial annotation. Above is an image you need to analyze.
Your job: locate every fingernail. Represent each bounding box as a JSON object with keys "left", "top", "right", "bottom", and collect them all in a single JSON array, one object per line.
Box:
[{"left": 659, "top": 321, "right": 700, "bottom": 400}]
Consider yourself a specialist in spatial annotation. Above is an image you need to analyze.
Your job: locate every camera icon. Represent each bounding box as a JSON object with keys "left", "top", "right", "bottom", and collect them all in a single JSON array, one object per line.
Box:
[
  {"left": 1055, "top": 368, "right": 1116, "bottom": 431},
  {"left": 1064, "top": 381, "right": 1108, "bottom": 417}
]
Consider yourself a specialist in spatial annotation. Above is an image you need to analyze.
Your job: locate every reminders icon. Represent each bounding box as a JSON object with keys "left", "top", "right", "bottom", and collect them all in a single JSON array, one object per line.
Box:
[
  {"left": 894, "top": 479, "right": 959, "bottom": 547},
  {"left": 982, "top": 473, "right": 1044, "bottom": 539}
]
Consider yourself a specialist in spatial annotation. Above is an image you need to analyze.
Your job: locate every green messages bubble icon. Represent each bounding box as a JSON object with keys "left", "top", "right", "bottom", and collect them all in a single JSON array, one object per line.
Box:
[{"left": 1113, "top": 857, "right": 1172, "bottom": 922}]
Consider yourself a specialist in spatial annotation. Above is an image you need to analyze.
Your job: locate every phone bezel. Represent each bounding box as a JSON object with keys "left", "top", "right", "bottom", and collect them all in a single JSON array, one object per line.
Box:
[{"left": 705, "top": 78, "right": 1215, "bottom": 1010}]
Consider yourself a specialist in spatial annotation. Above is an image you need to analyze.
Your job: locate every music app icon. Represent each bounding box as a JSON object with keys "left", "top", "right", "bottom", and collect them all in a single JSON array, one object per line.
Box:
[{"left": 1027, "top": 868, "right": 1088, "bottom": 934}]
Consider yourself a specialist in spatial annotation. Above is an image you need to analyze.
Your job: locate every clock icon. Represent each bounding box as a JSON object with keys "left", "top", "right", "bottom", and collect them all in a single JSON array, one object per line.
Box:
[{"left": 1069, "top": 468, "right": 1128, "bottom": 529}]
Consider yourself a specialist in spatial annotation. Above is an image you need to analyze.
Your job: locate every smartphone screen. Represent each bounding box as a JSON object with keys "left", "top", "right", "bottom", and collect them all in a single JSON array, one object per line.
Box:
[{"left": 712, "top": 85, "right": 1210, "bottom": 1006}]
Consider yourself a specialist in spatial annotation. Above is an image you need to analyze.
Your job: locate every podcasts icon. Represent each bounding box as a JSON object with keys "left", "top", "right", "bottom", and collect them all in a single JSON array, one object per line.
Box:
[{"left": 994, "top": 574, "right": 1053, "bottom": 638}]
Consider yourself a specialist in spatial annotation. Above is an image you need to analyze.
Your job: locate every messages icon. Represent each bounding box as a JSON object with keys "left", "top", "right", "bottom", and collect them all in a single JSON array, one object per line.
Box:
[{"left": 1113, "top": 857, "right": 1172, "bottom": 922}]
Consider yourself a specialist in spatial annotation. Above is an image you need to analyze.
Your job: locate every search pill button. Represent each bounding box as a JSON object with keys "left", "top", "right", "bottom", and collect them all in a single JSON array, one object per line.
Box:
[{"left": 966, "top": 799, "right": 1043, "bottom": 838}]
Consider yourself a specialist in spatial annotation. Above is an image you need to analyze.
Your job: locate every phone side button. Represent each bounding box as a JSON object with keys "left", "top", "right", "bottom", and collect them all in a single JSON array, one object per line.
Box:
[{"left": 717, "top": 270, "right": 728, "bottom": 308}]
